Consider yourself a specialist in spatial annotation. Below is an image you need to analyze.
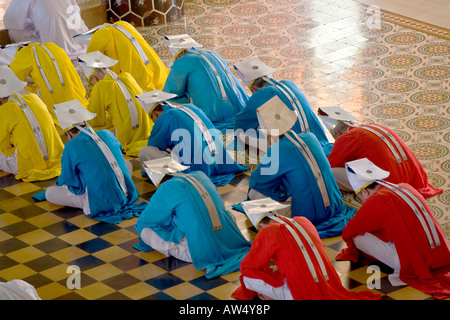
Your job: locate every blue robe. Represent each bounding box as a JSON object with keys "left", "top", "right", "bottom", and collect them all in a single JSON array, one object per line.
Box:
[
  {"left": 147, "top": 104, "right": 249, "bottom": 186},
  {"left": 234, "top": 79, "right": 333, "bottom": 156},
  {"left": 134, "top": 171, "right": 252, "bottom": 279},
  {"left": 163, "top": 48, "right": 249, "bottom": 131},
  {"left": 249, "top": 132, "right": 355, "bottom": 238},
  {"left": 56, "top": 129, "right": 146, "bottom": 224}
]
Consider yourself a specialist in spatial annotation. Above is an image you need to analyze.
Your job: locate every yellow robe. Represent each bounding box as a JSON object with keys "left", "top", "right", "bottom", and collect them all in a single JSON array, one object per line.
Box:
[
  {"left": 86, "top": 21, "right": 169, "bottom": 92},
  {"left": 0, "top": 93, "right": 64, "bottom": 182},
  {"left": 9, "top": 42, "right": 88, "bottom": 129},
  {"left": 87, "top": 72, "right": 153, "bottom": 157}
]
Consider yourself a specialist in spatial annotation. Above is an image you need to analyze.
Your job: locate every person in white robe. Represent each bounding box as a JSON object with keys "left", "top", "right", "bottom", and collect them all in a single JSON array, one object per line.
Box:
[{"left": 3, "top": 0, "right": 88, "bottom": 60}]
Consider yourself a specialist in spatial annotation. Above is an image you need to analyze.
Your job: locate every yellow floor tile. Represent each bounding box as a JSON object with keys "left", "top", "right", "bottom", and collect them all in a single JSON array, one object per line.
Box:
[
  {"left": 163, "top": 282, "right": 205, "bottom": 300},
  {"left": 0, "top": 229, "right": 12, "bottom": 242},
  {"left": 119, "top": 282, "right": 160, "bottom": 300},
  {"left": 0, "top": 171, "right": 9, "bottom": 177},
  {"left": 50, "top": 246, "right": 90, "bottom": 263},
  {"left": 40, "top": 264, "right": 73, "bottom": 282},
  {"left": 217, "top": 184, "right": 236, "bottom": 195},
  {"left": 67, "top": 215, "right": 99, "bottom": 229},
  {"left": 83, "top": 264, "right": 124, "bottom": 282},
  {"left": 0, "top": 197, "right": 33, "bottom": 212},
  {"left": 37, "top": 282, "right": 72, "bottom": 300},
  {"left": 133, "top": 250, "right": 167, "bottom": 263},
  {"left": 387, "top": 286, "right": 433, "bottom": 300},
  {"left": 207, "top": 282, "right": 240, "bottom": 300},
  {"left": 0, "top": 264, "right": 37, "bottom": 281},
  {"left": 16, "top": 229, "right": 55, "bottom": 246},
  {"left": 0, "top": 212, "right": 23, "bottom": 228},
  {"left": 58, "top": 229, "right": 97, "bottom": 246},
  {"left": 220, "top": 271, "right": 241, "bottom": 283},
  {"left": 351, "top": 284, "right": 384, "bottom": 297},
  {"left": 3, "top": 182, "right": 41, "bottom": 196},
  {"left": 26, "top": 212, "right": 64, "bottom": 228},
  {"left": 34, "top": 201, "right": 64, "bottom": 212},
  {"left": 100, "top": 229, "right": 138, "bottom": 245},
  {"left": 324, "top": 246, "right": 341, "bottom": 261},
  {"left": 170, "top": 264, "right": 206, "bottom": 282},
  {"left": 133, "top": 180, "right": 157, "bottom": 194},
  {"left": 92, "top": 246, "right": 131, "bottom": 263},
  {"left": 75, "top": 282, "right": 116, "bottom": 300},
  {"left": 6, "top": 246, "right": 46, "bottom": 263},
  {"left": 126, "top": 264, "right": 167, "bottom": 281},
  {"left": 321, "top": 236, "right": 344, "bottom": 247},
  {"left": 117, "top": 216, "right": 138, "bottom": 229}
]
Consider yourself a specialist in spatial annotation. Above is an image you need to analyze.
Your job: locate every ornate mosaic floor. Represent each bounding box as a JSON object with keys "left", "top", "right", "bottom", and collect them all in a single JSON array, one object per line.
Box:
[{"left": 0, "top": 0, "right": 448, "bottom": 301}]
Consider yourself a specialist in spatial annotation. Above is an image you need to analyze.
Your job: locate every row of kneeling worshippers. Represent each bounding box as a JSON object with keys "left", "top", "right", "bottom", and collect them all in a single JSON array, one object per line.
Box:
[{"left": 0, "top": 21, "right": 448, "bottom": 301}]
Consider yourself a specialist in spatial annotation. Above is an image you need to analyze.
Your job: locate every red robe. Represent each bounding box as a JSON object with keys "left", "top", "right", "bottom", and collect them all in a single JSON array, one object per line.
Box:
[
  {"left": 328, "top": 124, "right": 442, "bottom": 198},
  {"left": 232, "top": 216, "right": 380, "bottom": 300},
  {"left": 337, "top": 183, "right": 450, "bottom": 300}
]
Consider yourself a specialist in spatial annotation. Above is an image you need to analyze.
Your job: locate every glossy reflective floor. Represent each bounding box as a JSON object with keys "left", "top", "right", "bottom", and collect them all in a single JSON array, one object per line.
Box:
[{"left": 0, "top": 0, "right": 449, "bottom": 300}]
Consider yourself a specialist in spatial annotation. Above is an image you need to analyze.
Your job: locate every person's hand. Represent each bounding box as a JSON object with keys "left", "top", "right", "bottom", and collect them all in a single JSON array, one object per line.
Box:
[{"left": 257, "top": 293, "right": 273, "bottom": 300}]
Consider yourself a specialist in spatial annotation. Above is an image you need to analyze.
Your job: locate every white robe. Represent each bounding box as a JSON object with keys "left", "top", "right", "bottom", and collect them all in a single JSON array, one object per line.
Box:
[
  {"left": 0, "top": 280, "right": 41, "bottom": 300},
  {"left": 3, "top": 0, "right": 88, "bottom": 59}
]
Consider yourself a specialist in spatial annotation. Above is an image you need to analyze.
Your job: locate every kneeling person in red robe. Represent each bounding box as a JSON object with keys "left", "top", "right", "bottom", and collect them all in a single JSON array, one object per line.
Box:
[
  {"left": 319, "top": 106, "right": 443, "bottom": 199},
  {"left": 231, "top": 198, "right": 380, "bottom": 300},
  {"left": 337, "top": 158, "right": 450, "bottom": 300}
]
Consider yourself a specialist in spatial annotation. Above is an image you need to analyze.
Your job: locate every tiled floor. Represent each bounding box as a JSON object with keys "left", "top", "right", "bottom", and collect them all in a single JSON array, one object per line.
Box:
[
  {"left": 355, "top": 0, "right": 450, "bottom": 30},
  {"left": 0, "top": 0, "right": 449, "bottom": 300}
]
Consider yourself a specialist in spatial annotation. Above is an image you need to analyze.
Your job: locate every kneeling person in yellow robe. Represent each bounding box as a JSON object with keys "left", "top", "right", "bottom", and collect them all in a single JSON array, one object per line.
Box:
[
  {"left": 85, "top": 21, "right": 169, "bottom": 92},
  {"left": 0, "top": 65, "right": 63, "bottom": 182},
  {"left": 79, "top": 51, "right": 152, "bottom": 157},
  {"left": 9, "top": 42, "right": 88, "bottom": 129}
]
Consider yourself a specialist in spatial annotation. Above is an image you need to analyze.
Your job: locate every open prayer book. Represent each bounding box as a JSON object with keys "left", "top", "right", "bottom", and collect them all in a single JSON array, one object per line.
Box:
[
  {"left": 241, "top": 198, "right": 290, "bottom": 228},
  {"left": 143, "top": 157, "right": 189, "bottom": 187}
]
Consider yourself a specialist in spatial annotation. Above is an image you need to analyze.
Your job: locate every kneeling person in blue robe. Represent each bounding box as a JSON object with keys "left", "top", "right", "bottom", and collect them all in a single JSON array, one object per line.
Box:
[
  {"left": 163, "top": 34, "right": 249, "bottom": 131},
  {"left": 134, "top": 156, "right": 252, "bottom": 279},
  {"left": 233, "top": 57, "right": 333, "bottom": 156},
  {"left": 137, "top": 90, "right": 249, "bottom": 187},
  {"left": 42, "top": 100, "right": 147, "bottom": 224},
  {"left": 247, "top": 96, "right": 355, "bottom": 238}
]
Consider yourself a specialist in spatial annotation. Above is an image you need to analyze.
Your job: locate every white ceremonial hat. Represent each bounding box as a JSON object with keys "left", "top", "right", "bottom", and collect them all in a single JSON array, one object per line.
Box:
[
  {"left": 165, "top": 34, "right": 203, "bottom": 58},
  {"left": 143, "top": 156, "right": 189, "bottom": 186},
  {"left": 234, "top": 57, "right": 276, "bottom": 87},
  {"left": 53, "top": 99, "right": 96, "bottom": 131},
  {"left": 78, "top": 51, "right": 118, "bottom": 69},
  {"left": 241, "top": 198, "right": 290, "bottom": 228},
  {"left": 135, "top": 90, "right": 177, "bottom": 114},
  {"left": 345, "top": 158, "right": 390, "bottom": 194},
  {"left": 0, "top": 41, "right": 31, "bottom": 63},
  {"left": 256, "top": 95, "right": 297, "bottom": 136},
  {"left": 73, "top": 25, "right": 106, "bottom": 45},
  {"left": 318, "top": 106, "right": 357, "bottom": 133},
  {"left": 0, "top": 65, "right": 27, "bottom": 98}
]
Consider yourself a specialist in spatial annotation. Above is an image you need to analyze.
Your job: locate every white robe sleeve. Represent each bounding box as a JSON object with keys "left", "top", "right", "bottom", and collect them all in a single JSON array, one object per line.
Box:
[
  {"left": 3, "top": 0, "right": 32, "bottom": 31},
  {"left": 28, "top": 0, "right": 88, "bottom": 59}
]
